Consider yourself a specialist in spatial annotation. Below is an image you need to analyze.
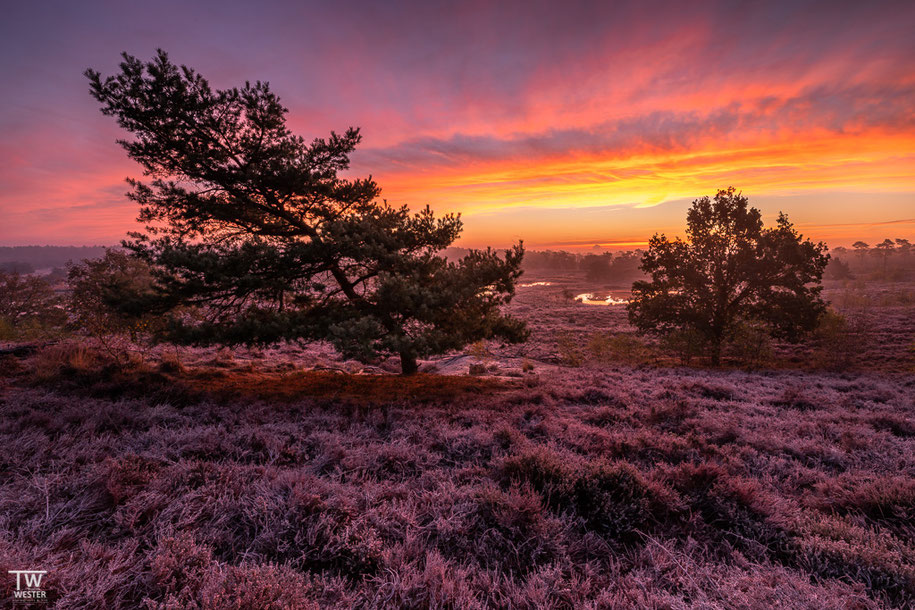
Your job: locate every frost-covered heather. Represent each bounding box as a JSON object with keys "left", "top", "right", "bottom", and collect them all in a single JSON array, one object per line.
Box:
[{"left": 1, "top": 361, "right": 914, "bottom": 608}]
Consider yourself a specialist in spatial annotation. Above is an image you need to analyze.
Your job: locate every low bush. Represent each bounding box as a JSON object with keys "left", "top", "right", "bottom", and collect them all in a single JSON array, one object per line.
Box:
[
  {"left": 556, "top": 332, "right": 585, "bottom": 366},
  {"left": 500, "top": 446, "right": 676, "bottom": 543},
  {"left": 0, "top": 271, "right": 67, "bottom": 339},
  {"left": 813, "top": 308, "right": 871, "bottom": 371},
  {"left": 587, "top": 331, "right": 649, "bottom": 365},
  {"left": 725, "top": 320, "right": 774, "bottom": 368},
  {"left": 31, "top": 342, "right": 106, "bottom": 382},
  {"left": 660, "top": 328, "right": 707, "bottom": 364},
  {"left": 556, "top": 331, "right": 650, "bottom": 367}
]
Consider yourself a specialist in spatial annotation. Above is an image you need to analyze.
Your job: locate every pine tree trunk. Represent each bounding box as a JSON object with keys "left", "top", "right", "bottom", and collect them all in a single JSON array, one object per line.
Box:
[{"left": 400, "top": 351, "right": 419, "bottom": 375}]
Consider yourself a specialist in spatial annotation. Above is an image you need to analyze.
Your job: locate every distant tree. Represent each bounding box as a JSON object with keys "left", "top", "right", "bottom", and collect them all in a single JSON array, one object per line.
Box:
[
  {"left": 86, "top": 51, "right": 526, "bottom": 373},
  {"left": 608, "top": 250, "right": 645, "bottom": 282},
  {"left": 522, "top": 250, "right": 580, "bottom": 273},
  {"left": 873, "top": 238, "right": 896, "bottom": 278},
  {"left": 824, "top": 257, "right": 854, "bottom": 281},
  {"left": 628, "top": 188, "right": 829, "bottom": 365},
  {"left": 0, "top": 272, "right": 66, "bottom": 339},
  {"left": 852, "top": 241, "right": 870, "bottom": 261},
  {"left": 894, "top": 238, "right": 911, "bottom": 256},
  {"left": 581, "top": 253, "right": 613, "bottom": 282}
]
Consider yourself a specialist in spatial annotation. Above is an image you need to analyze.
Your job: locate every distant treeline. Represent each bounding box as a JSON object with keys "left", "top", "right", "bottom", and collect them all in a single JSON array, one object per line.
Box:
[
  {"left": 443, "top": 247, "right": 646, "bottom": 284},
  {"left": 829, "top": 239, "right": 914, "bottom": 281},
  {"left": 1, "top": 245, "right": 642, "bottom": 285},
  {"left": 0, "top": 246, "right": 109, "bottom": 272},
  {"left": 4, "top": 241, "right": 912, "bottom": 283}
]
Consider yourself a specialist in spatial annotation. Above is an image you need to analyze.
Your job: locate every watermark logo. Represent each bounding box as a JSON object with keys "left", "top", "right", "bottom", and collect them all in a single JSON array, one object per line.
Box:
[{"left": 8, "top": 570, "right": 48, "bottom": 605}]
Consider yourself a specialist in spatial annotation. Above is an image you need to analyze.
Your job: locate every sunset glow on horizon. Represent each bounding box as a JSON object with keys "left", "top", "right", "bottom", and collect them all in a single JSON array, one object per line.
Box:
[{"left": 1, "top": 0, "right": 913, "bottom": 250}]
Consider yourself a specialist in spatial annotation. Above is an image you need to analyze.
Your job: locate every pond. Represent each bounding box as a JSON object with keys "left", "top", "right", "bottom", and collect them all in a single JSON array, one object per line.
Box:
[{"left": 575, "top": 293, "right": 629, "bottom": 305}]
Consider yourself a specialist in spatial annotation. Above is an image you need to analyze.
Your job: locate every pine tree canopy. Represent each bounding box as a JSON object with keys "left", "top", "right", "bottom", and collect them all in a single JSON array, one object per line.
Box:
[{"left": 86, "top": 50, "right": 528, "bottom": 374}]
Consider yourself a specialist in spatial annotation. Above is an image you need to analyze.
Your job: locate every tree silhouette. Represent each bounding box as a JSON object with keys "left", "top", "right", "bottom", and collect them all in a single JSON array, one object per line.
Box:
[
  {"left": 874, "top": 238, "right": 896, "bottom": 278},
  {"left": 86, "top": 51, "right": 527, "bottom": 373},
  {"left": 628, "top": 188, "right": 829, "bottom": 365},
  {"left": 852, "top": 241, "right": 870, "bottom": 261}
]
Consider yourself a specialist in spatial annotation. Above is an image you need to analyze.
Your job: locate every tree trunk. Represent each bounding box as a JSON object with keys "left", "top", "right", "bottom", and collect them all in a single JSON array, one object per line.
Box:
[
  {"left": 710, "top": 337, "right": 722, "bottom": 366},
  {"left": 399, "top": 351, "right": 419, "bottom": 375}
]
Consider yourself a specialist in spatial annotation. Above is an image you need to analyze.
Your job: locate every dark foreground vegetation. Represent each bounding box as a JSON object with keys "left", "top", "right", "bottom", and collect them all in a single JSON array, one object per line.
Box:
[{"left": 1, "top": 342, "right": 913, "bottom": 608}]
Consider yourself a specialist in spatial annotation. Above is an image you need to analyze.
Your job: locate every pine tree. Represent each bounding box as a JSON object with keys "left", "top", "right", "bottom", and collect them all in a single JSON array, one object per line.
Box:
[{"left": 86, "top": 51, "right": 527, "bottom": 373}]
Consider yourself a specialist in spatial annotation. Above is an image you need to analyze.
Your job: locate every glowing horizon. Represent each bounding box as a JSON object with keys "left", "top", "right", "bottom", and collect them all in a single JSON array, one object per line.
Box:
[{"left": 1, "top": 1, "right": 913, "bottom": 250}]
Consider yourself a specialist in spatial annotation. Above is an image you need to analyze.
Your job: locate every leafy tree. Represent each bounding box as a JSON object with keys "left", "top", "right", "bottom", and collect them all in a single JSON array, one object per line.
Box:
[
  {"left": 0, "top": 272, "right": 66, "bottom": 339},
  {"left": 581, "top": 253, "right": 613, "bottom": 282},
  {"left": 628, "top": 187, "right": 829, "bottom": 365},
  {"left": 86, "top": 51, "right": 527, "bottom": 373}
]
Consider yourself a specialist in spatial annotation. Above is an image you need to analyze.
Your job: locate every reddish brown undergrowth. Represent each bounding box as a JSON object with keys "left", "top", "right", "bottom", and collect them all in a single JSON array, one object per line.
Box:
[{"left": 19, "top": 343, "right": 510, "bottom": 406}]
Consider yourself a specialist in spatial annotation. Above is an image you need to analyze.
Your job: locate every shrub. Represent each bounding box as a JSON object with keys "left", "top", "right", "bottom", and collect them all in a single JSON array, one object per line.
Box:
[
  {"left": 796, "top": 517, "right": 915, "bottom": 606},
  {"left": 725, "top": 320, "right": 773, "bottom": 368},
  {"left": 869, "top": 414, "right": 915, "bottom": 438},
  {"left": 158, "top": 352, "right": 185, "bottom": 374},
  {"left": 469, "top": 340, "right": 489, "bottom": 362},
  {"left": 660, "top": 328, "right": 707, "bottom": 364},
  {"left": 501, "top": 447, "right": 674, "bottom": 542},
  {"left": 771, "top": 386, "right": 818, "bottom": 411},
  {"left": 809, "top": 476, "right": 915, "bottom": 533},
  {"left": 587, "top": 332, "right": 648, "bottom": 365},
  {"left": 197, "top": 563, "right": 320, "bottom": 610},
  {"left": 468, "top": 362, "right": 488, "bottom": 376},
  {"left": 556, "top": 332, "right": 650, "bottom": 367},
  {"left": 556, "top": 332, "right": 585, "bottom": 366},
  {"left": 813, "top": 308, "right": 870, "bottom": 371},
  {"left": 0, "top": 271, "right": 67, "bottom": 339},
  {"left": 431, "top": 484, "right": 559, "bottom": 575},
  {"left": 667, "top": 464, "right": 797, "bottom": 564},
  {"left": 148, "top": 533, "right": 321, "bottom": 609},
  {"left": 67, "top": 249, "right": 164, "bottom": 363},
  {"left": 147, "top": 532, "right": 213, "bottom": 604},
  {"left": 32, "top": 342, "right": 104, "bottom": 381}
]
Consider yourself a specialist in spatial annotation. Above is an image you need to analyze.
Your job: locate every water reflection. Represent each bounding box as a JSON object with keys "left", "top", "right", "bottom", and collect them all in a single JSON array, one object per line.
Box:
[{"left": 575, "top": 293, "right": 628, "bottom": 305}]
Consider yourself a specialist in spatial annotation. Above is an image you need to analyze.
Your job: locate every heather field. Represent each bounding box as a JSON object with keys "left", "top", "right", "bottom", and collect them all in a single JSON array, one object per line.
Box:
[{"left": 1, "top": 278, "right": 914, "bottom": 609}]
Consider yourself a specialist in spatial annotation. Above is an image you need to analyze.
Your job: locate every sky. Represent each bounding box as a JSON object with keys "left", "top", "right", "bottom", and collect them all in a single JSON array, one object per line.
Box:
[{"left": 1, "top": 0, "right": 913, "bottom": 250}]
